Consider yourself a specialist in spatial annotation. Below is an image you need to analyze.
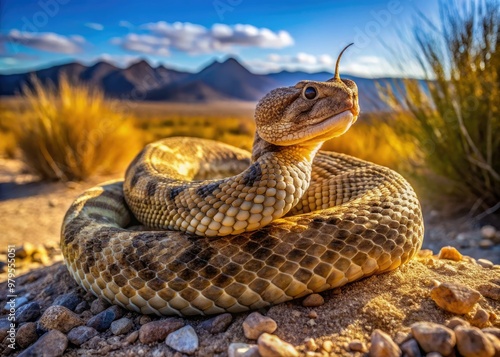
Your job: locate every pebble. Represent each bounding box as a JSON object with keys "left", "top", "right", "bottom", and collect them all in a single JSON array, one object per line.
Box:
[
  {"left": 18, "top": 330, "right": 68, "bottom": 357},
  {"left": 139, "top": 315, "right": 152, "bottom": 325},
  {"left": 417, "top": 249, "right": 434, "bottom": 258},
  {"left": 228, "top": 343, "right": 259, "bottom": 357},
  {"left": 302, "top": 294, "right": 324, "bottom": 307},
  {"left": 52, "top": 292, "right": 82, "bottom": 311},
  {"left": 479, "top": 239, "right": 494, "bottom": 249},
  {"left": 481, "top": 225, "right": 497, "bottom": 239},
  {"left": 430, "top": 282, "right": 481, "bottom": 314},
  {"left": 32, "top": 247, "right": 49, "bottom": 264},
  {"left": 485, "top": 333, "right": 500, "bottom": 356},
  {"left": 67, "top": 326, "right": 98, "bottom": 346},
  {"left": 16, "top": 302, "right": 41, "bottom": 323},
  {"left": 393, "top": 331, "right": 411, "bottom": 345},
  {"left": 438, "top": 246, "right": 463, "bottom": 261},
  {"left": 478, "top": 259, "right": 494, "bottom": 269},
  {"left": 482, "top": 327, "right": 500, "bottom": 339},
  {"left": 304, "top": 337, "right": 317, "bottom": 351},
  {"left": 16, "top": 322, "right": 38, "bottom": 349},
  {"left": 242, "top": 312, "right": 277, "bottom": 340},
  {"left": 470, "top": 308, "right": 490, "bottom": 328},
  {"left": 138, "top": 318, "right": 184, "bottom": 344},
  {"left": 369, "top": 329, "right": 401, "bottom": 357},
  {"left": 126, "top": 330, "right": 139, "bottom": 344},
  {"left": 411, "top": 321, "right": 456, "bottom": 355},
  {"left": 111, "top": 317, "right": 133, "bottom": 335},
  {"left": 165, "top": 325, "right": 199, "bottom": 355},
  {"left": 74, "top": 301, "right": 89, "bottom": 314},
  {"left": 455, "top": 326, "right": 495, "bottom": 357},
  {"left": 86, "top": 306, "right": 121, "bottom": 332},
  {"left": 16, "top": 243, "right": 35, "bottom": 259},
  {"left": 38, "top": 305, "right": 84, "bottom": 333},
  {"left": 90, "top": 299, "right": 109, "bottom": 314},
  {"left": 446, "top": 317, "right": 470, "bottom": 329},
  {"left": 478, "top": 283, "right": 500, "bottom": 301},
  {"left": 257, "top": 333, "right": 299, "bottom": 357},
  {"left": 4, "top": 296, "right": 29, "bottom": 312},
  {"left": 308, "top": 311, "right": 318, "bottom": 319},
  {"left": 348, "top": 339, "right": 367, "bottom": 352},
  {"left": 400, "top": 338, "right": 422, "bottom": 357},
  {"left": 198, "top": 313, "right": 232, "bottom": 334},
  {"left": 322, "top": 340, "right": 333, "bottom": 353}
]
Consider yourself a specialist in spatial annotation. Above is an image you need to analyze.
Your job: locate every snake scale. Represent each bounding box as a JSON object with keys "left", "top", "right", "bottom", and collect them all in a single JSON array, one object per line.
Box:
[{"left": 61, "top": 48, "right": 424, "bottom": 316}]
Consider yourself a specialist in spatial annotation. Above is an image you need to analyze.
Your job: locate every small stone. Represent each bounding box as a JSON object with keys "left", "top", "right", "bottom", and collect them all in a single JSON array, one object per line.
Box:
[
  {"left": 18, "top": 330, "right": 68, "bottom": 357},
  {"left": 16, "top": 302, "right": 41, "bottom": 323},
  {"left": 322, "top": 340, "right": 333, "bottom": 353},
  {"left": 393, "top": 331, "right": 411, "bottom": 345},
  {"left": 16, "top": 243, "right": 35, "bottom": 259},
  {"left": 411, "top": 322, "right": 455, "bottom": 355},
  {"left": 38, "top": 305, "right": 84, "bottom": 333},
  {"left": 348, "top": 339, "right": 367, "bottom": 352},
  {"left": 52, "top": 292, "right": 82, "bottom": 311},
  {"left": 139, "top": 315, "right": 151, "bottom": 325},
  {"left": 479, "top": 239, "right": 494, "bottom": 249},
  {"left": 481, "top": 225, "right": 497, "bottom": 239},
  {"left": 478, "top": 259, "right": 494, "bottom": 269},
  {"left": 258, "top": 333, "right": 299, "bottom": 357},
  {"left": 306, "top": 319, "right": 316, "bottom": 327},
  {"left": 308, "top": 311, "right": 318, "bottom": 319},
  {"left": 67, "top": 326, "right": 98, "bottom": 346},
  {"left": 74, "top": 301, "right": 89, "bottom": 314},
  {"left": 369, "top": 329, "right": 401, "bottom": 357},
  {"left": 111, "top": 317, "right": 133, "bottom": 335},
  {"left": 400, "top": 338, "right": 422, "bottom": 357},
  {"left": 4, "top": 296, "right": 29, "bottom": 312},
  {"left": 302, "top": 294, "right": 324, "bottom": 307},
  {"left": 438, "top": 246, "right": 463, "bottom": 261},
  {"left": 139, "top": 318, "right": 184, "bottom": 344},
  {"left": 478, "top": 283, "right": 500, "bottom": 301},
  {"left": 417, "top": 249, "right": 434, "bottom": 258},
  {"left": 426, "top": 353, "right": 443, "bottom": 357},
  {"left": 304, "top": 338, "right": 317, "bottom": 351},
  {"left": 455, "top": 326, "right": 495, "bottom": 357},
  {"left": 198, "top": 313, "right": 232, "bottom": 334},
  {"left": 90, "top": 299, "right": 109, "bottom": 314},
  {"left": 165, "top": 325, "right": 198, "bottom": 355},
  {"left": 485, "top": 333, "right": 500, "bottom": 356},
  {"left": 86, "top": 306, "right": 121, "bottom": 332},
  {"left": 228, "top": 343, "right": 259, "bottom": 357},
  {"left": 482, "top": 327, "right": 500, "bottom": 339},
  {"left": 291, "top": 310, "right": 301, "bottom": 318},
  {"left": 446, "top": 317, "right": 470, "bottom": 329},
  {"left": 125, "top": 330, "right": 139, "bottom": 344},
  {"left": 32, "top": 247, "right": 49, "bottom": 264},
  {"left": 16, "top": 322, "right": 38, "bottom": 349},
  {"left": 430, "top": 282, "right": 481, "bottom": 314},
  {"left": 243, "top": 312, "right": 277, "bottom": 340},
  {"left": 471, "top": 308, "right": 490, "bottom": 328}
]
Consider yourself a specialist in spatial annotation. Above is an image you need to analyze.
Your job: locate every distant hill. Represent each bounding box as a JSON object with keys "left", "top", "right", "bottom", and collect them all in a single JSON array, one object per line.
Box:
[{"left": 0, "top": 57, "right": 403, "bottom": 111}]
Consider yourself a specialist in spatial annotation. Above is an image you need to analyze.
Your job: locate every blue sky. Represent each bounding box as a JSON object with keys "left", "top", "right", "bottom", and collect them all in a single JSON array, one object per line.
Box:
[{"left": 0, "top": 0, "right": 442, "bottom": 77}]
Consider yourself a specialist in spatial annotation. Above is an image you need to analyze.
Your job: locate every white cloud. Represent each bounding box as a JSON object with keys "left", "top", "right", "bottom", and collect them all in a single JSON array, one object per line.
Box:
[
  {"left": 266, "top": 52, "right": 335, "bottom": 66},
  {"left": 1, "top": 30, "right": 85, "bottom": 54},
  {"left": 85, "top": 22, "right": 104, "bottom": 31},
  {"left": 119, "top": 20, "right": 133, "bottom": 28},
  {"left": 114, "top": 21, "right": 293, "bottom": 56},
  {"left": 97, "top": 53, "right": 145, "bottom": 67}
]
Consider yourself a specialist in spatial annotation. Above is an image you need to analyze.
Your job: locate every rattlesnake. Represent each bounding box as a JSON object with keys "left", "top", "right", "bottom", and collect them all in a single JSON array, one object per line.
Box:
[{"left": 61, "top": 49, "right": 424, "bottom": 316}]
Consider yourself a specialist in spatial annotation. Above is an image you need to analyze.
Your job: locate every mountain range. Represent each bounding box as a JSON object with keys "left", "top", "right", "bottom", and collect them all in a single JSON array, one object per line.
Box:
[{"left": 0, "top": 57, "right": 398, "bottom": 112}]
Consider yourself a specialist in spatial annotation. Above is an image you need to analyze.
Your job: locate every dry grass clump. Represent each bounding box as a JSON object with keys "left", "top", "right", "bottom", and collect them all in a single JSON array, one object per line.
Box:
[
  {"left": 380, "top": 0, "right": 500, "bottom": 213},
  {"left": 14, "top": 75, "right": 141, "bottom": 181}
]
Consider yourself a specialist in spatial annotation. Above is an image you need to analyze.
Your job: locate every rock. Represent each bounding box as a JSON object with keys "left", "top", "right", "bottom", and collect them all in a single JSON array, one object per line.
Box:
[
  {"left": 90, "top": 299, "right": 109, "bottom": 314},
  {"left": 257, "top": 333, "right": 299, "bottom": 357},
  {"left": 228, "top": 343, "right": 259, "bottom": 357},
  {"left": 52, "top": 292, "right": 82, "bottom": 311},
  {"left": 479, "top": 239, "right": 494, "bottom": 249},
  {"left": 125, "top": 330, "right": 139, "bottom": 344},
  {"left": 430, "top": 282, "right": 481, "bottom": 314},
  {"left": 302, "top": 294, "right": 325, "bottom": 307},
  {"left": 304, "top": 337, "right": 317, "bottom": 351},
  {"left": 32, "top": 247, "right": 49, "bottom": 264},
  {"left": 16, "top": 322, "right": 38, "bottom": 349},
  {"left": 484, "top": 333, "right": 500, "bottom": 356},
  {"left": 481, "top": 225, "right": 497, "bottom": 239},
  {"left": 400, "top": 338, "right": 422, "bottom": 357},
  {"left": 198, "top": 313, "right": 232, "bottom": 334},
  {"left": 478, "top": 283, "right": 500, "bottom": 301},
  {"left": 15, "top": 302, "right": 41, "bottom": 323},
  {"left": 38, "top": 305, "right": 84, "bottom": 333},
  {"left": 18, "top": 330, "right": 68, "bottom": 357},
  {"left": 417, "top": 249, "right": 433, "bottom": 258},
  {"left": 86, "top": 306, "right": 121, "bottom": 332},
  {"left": 0, "top": 318, "right": 10, "bottom": 341},
  {"left": 138, "top": 318, "right": 184, "bottom": 344},
  {"left": 16, "top": 243, "right": 35, "bottom": 259},
  {"left": 67, "top": 326, "right": 98, "bottom": 346},
  {"left": 165, "top": 325, "right": 198, "bottom": 355},
  {"left": 139, "top": 315, "right": 151, "bottom": 325},
  {"left": 411, "top": 321, "right": 456, "bottom": 355},
  {"left": 470, "top": 308, "right": 490, "bottom": 328},
  {"left": 74, "top": 301, "right": 89, "bottom": 314},
  {"left": 369, "top": 329, "right": 401, "bottom": 357},
  {"left": 348, "top": 339, "right": 367, "bottom": 352},
  {"left": 438, "top": 246, "right": 463, "bottom": 261},
  {"left": 308, "top": 311, "right": 318, "bottom": 319},
  {"left": 322, "top": 340, "right": 333, "bottom": 353},
  {"left": 4, "top": 296, "right": 29, "bottom": 312},
  {"left": 110, "top": 317, "right": 133, "bottom": 335},
  {"left": 446, "top": 317, "right": 470, "bottom": 329},
  {"left": 243, "top": 312, "right": 278, "bottom": 340},
  {"left": 455, "top": 326, "right": 495, "bottom": 357},
  {"left": 478, "top": 259, "right": 494, "bottom": 269},
  {"left": 482, "top": 327, "right": 500, "bottom": 339}
]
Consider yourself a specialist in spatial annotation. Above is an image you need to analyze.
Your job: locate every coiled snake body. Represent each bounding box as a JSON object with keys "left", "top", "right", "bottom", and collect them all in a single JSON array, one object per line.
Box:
[{"left": 61, "top": 63, "right": 424, "bottom": 316}]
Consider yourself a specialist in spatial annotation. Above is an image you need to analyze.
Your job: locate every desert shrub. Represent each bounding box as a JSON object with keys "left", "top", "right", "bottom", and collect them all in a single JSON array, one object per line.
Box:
[
  {"left": 14, "top": 74, "right": 141, "bottom": 181},
  {"left": 380, "top": 0, "right": 500, "bottom": 213}
]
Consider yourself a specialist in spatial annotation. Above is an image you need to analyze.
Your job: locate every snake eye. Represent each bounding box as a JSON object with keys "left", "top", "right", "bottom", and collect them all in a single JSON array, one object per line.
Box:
[{"left": 303, "top": 86, "right": 317, "bottom": 100}]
